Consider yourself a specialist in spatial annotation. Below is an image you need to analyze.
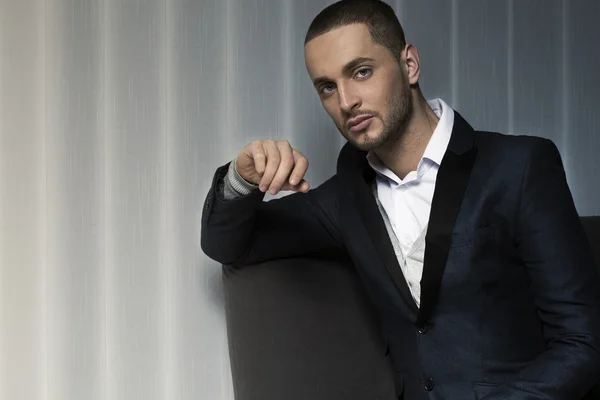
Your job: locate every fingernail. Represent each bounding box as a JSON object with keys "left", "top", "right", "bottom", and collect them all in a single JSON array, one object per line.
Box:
[{"left": 290, "top": 177, "right": 297, "bottom": 185}]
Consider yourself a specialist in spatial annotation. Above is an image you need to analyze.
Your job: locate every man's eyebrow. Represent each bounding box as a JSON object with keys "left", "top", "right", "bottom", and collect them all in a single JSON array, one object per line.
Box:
[{"left": 312, "top": 57, "right": 376, "bottom": 87}]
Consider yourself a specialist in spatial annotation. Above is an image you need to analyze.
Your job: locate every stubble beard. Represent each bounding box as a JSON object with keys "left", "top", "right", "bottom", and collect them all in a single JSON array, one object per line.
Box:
[{"left": 339, "top": 84, "right": 413, "bottom": 152}]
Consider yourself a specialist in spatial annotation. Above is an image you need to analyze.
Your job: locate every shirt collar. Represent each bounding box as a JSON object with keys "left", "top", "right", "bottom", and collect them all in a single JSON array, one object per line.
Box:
[
  {"left": 421, "top": 98, "right": 454, "bottom": 166},
  {"left": 366, "top": 98, "right": 455, "bottom": 184}
]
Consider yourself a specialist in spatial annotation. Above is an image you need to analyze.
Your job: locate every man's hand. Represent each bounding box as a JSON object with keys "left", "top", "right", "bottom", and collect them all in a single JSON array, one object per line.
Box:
[{"left": 236, "top": 140, "right": 310, "bottom": 195}]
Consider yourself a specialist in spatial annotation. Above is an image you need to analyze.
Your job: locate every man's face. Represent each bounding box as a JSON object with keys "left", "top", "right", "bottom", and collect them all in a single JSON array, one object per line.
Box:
[{"left": 304, "top": 23, "right": 413, "bottom": 151}]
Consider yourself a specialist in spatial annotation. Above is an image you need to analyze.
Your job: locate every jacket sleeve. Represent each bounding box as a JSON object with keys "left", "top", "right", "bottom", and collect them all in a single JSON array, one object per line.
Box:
[
  {"left": 484, "top": 139, "right": 600, "bottom": 400},
  {"left": 201, "top": 162, "right": 346, "bottom": 267}
]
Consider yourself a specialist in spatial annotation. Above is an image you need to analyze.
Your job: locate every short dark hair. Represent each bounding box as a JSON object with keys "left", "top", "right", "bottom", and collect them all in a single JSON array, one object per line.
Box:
[{"left": 304, "top": 0, "right": 407, "bottom": 64}]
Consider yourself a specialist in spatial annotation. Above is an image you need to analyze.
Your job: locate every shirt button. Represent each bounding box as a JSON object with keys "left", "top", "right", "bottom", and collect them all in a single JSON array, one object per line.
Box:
[{"left": 424, "top": 377, "right": 434, "bottom": 391}]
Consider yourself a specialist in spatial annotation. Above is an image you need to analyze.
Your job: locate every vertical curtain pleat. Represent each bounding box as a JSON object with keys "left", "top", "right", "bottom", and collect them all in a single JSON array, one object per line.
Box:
[{"left": 0, "top": 1, "right": 47, "bottom": 399}]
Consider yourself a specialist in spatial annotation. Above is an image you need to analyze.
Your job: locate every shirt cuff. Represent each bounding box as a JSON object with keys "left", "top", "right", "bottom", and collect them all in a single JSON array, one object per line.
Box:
[{"left": 223, "top": 158, "right": 259, "bottom": 199}]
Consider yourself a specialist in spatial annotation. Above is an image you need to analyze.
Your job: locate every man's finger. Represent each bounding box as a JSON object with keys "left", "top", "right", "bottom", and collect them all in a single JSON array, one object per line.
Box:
[
  {"left": 259, "top": 140, "right": 280, "bottom": 192},
  {"left": 249, "top": 141, "right": 267, "bottom": 176},
  {"left": 269, "top": 141, "right": 295, "bottom": 194},
  {"left": 289, "top": 149, "right": 309, "bottom": 186},
  {"left": 282, "top": 179, "right": 310, "bottom": 193}
]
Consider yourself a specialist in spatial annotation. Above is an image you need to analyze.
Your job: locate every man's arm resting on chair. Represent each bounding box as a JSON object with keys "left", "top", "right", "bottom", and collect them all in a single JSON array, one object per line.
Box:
[{"left": 201, "top": 160, "right": 345, "bottom": 266}]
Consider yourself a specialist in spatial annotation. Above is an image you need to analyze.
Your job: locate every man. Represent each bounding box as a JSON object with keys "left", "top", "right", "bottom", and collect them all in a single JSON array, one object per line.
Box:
[{"left": 201, "top": 0, "right": 600, "bottom": 398}]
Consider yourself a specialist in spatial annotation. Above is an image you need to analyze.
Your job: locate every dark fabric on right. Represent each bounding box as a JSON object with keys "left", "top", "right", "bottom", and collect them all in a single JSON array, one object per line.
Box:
[
  {"left": 581, "top": 216, "right": 600, "bottom": 270},
  {"left": 579, "top": 216, "right": 600, "bottom": 400}
]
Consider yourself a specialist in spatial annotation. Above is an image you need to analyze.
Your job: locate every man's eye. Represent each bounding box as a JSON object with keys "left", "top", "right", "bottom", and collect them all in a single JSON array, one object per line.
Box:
[
  {"left": 321, "top": 84, "right": 335, "bottom": 94},
  {"left": 356, "top": 68, "right": 371, "bottom": 78}
]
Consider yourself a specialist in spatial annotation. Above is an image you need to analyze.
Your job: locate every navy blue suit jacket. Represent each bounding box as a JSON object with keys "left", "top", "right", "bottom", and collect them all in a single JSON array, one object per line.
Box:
[{"left": 202, "top": 112, "right": 600, "bottom": 399}]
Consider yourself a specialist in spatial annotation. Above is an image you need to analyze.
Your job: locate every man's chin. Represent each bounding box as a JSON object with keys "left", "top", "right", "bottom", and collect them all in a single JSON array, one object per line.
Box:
[{"left": 346, "top": 131, "right": 387, "bottom": 152}]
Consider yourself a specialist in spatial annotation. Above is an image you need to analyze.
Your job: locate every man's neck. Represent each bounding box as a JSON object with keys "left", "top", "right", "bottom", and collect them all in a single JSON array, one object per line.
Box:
[{"left": 373, "top": 97, "right": 439, "bottom": 180}]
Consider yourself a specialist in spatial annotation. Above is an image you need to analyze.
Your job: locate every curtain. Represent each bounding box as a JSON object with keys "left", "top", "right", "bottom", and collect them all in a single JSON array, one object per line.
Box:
[{"left": 0, "top": 0, "right": 598, "bottom": 398}]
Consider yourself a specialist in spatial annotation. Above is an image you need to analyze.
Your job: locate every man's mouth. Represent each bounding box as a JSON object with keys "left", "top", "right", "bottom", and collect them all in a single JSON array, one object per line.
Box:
[{"left": 347, "top": 115, "right": 374, "bottom": 132}]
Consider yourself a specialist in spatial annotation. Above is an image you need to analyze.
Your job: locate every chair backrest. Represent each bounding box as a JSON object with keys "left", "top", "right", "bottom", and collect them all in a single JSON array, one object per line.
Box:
[{"left": 222, "top": 256, "right": 396, "bottom": 400}]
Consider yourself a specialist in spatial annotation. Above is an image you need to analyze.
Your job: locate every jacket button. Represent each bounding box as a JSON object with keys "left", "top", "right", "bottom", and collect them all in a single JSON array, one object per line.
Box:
[
  {"left": 418, "top": 323, "right": 428, "bottom": 334},
  {"left": 424, "top": 377, "right": 434, "bottom": 391}
]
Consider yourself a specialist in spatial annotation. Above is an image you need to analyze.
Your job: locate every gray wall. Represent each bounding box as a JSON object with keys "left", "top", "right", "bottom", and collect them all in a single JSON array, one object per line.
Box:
[{"left": 0, "top": 0, "right": 598, "bottom": 399}]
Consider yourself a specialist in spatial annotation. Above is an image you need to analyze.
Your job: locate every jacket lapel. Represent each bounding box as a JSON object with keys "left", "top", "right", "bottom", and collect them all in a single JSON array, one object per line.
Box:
[
  {"left": 351, "top": 159, "right": 420, "bottom": 321},
  {"left": 417, "top": 112, "right": 477, "bottom": 328},
  {"left": 339, "top": 111, "right": 477, "bottom": 326}
]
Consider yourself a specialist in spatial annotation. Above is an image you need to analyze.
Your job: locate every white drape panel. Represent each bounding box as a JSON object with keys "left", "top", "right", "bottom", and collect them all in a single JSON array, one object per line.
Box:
[{"left": 0, "top": 1, "right": 598, "bottom": 399}]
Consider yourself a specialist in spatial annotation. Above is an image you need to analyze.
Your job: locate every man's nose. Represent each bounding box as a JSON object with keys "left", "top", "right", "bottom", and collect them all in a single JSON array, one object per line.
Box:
[{"left": 338, "top": 85, "right": 360, "bottom": 114}]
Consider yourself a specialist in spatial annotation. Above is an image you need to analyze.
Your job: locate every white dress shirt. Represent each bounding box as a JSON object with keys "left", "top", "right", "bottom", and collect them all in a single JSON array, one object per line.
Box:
[{"left": 366, "top": 98, "right": 455, "bottom": 303}]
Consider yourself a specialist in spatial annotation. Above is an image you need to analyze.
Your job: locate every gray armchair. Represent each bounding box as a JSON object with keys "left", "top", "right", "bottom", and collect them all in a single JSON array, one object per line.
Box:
[{"left": 222, "top": 217, "right": 600, "bottom": 400}]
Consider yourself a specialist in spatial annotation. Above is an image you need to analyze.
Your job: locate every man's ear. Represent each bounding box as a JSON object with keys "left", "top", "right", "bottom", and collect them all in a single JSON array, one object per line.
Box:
[{"left": 403, "top": 43, "right": 421, "bottom": 86}]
